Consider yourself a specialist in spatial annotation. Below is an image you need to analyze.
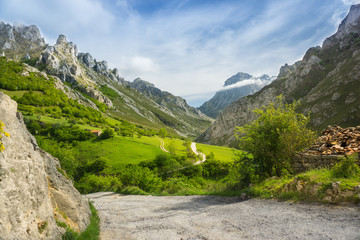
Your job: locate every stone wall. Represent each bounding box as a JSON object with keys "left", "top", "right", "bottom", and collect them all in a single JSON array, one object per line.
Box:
[{"left": 293, "top": 153, "right": 359, "bottom": 173}]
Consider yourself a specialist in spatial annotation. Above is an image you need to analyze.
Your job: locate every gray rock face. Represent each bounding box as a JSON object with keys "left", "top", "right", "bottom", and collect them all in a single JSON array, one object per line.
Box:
[
  {"left": 78, "top": 52, "right": 95, "bottom": 68},
  {"left": 0, "top": 92, "right": 91, "bottom": 239},
  {"left": 198, "top": 4, "right": 360, "bottom": 146},
  {"left": 199, "top": 73, "right": 274, "bottom": 118},
  {"left": 37, "top": 35, "right": 114, "bottom": 108},
  {"left": 0, "top": 22, "right": 46, "bottom": 59}
]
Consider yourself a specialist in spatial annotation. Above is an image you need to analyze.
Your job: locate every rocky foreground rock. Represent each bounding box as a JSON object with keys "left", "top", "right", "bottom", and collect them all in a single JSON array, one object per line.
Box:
[{"left": 0, "top": 92, "right": 90, "bottom": 239}]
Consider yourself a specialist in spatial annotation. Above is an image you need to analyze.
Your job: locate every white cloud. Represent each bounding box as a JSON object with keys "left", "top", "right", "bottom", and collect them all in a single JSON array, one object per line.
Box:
[{"left": 130, "top": 56, "right": 159, "bottom": 74}]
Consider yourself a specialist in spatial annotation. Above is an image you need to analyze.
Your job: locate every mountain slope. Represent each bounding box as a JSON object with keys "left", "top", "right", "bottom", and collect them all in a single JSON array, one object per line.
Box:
[
  {"left": 197, "top": 4, "right": 360, "bottom": 146},
  {"left": 198, "top": 73, "right": 274, "bottom": 118},
  {"left": 0, "top": 23, "right": 212, "bottom": 137}
]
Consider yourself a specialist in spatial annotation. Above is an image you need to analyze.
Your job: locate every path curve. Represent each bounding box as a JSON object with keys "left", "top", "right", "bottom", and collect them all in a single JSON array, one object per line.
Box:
[
  {"left": 87, "top": 192, "right": 360, "bottom": 240},
  {"left": 158, "top": 138, "right": 169, "bottom": 153},
  {"left": 191, "top": 142, "right": 206, "bottom": 165}
]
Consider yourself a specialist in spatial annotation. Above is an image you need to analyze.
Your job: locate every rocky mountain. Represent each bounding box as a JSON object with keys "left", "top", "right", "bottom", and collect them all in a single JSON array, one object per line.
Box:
[
  {"left": 0, "top": 92, "right": 90, "bottom": 239},
  {"left": 223, "top": 72, "right": 252, "bottom": 86},
  {"left": 197, "top": 4, "right": 360, "bottom": 146},
  {"left": 0, "top": 22, "right": 212, "bottom": 137},
  {"left": 130, "top": 78, "right": 211, "bottom": 129},
  {"left": 198, "top": 73, "right": 274, "bottom": 118},
  {"left": 0, "top": 22, "right": 46, "bottom": 60}
]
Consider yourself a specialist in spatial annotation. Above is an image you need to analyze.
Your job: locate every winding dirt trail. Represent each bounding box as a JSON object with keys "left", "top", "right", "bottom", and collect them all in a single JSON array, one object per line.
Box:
[
  {"left": 191, "top": 142, "right": 206, "bottom": 164},
  {"left": 158, "top": 138, "right": 169, "bottom": 153},
  {"left": 87, "top": 192, "right": 360, "bottom": 240},
  {"left": 158, "top": 139, "right": 206, "bottom": 164}
]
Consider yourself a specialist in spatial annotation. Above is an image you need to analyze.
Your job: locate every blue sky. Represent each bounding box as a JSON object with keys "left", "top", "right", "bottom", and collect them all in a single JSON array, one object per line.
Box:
[{"left": 0, "top": 0, "right": 359, "bottom": 106}]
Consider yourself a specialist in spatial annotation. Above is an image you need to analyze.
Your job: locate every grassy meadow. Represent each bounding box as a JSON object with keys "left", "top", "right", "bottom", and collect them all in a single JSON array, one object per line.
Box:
[{"left": 72, "top": 136, "right": 165, "bottom": 172}]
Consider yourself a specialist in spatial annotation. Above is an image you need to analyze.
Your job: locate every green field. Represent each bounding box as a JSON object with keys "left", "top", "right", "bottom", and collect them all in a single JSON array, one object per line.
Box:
[
  {"left": 1, "top": 89, "right": 43, "bottom": 97},
  {"left": 162, "top": 137, "right": 236, "bottom": 162},
  {"left": 72, "top": 136, "right": 166, "bottom": 172},
  {"left": 197, "top": 143, "right": 237, "bottom": 162}
]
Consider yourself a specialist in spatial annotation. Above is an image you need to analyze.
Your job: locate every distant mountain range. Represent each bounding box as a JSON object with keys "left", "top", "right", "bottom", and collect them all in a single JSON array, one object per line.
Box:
[
  {"left": 198, "top": 72, "right": 275, "bottom": 118},
  {"left": 197, "top": 4, "right": 360, "bottom": 146},
  {"left": 0, "top": 22, "right": 212, "bottom": 137}
]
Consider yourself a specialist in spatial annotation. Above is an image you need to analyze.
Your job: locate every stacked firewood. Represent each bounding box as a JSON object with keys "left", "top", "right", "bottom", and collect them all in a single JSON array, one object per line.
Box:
[{"left": 307, "top": 125, "right": 360, "bottom": 155}]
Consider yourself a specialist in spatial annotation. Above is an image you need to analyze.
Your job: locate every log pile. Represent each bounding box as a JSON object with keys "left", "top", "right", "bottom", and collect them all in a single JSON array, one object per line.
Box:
[{"left": 306, "top": 125, "right": 360, "bottom": 155}]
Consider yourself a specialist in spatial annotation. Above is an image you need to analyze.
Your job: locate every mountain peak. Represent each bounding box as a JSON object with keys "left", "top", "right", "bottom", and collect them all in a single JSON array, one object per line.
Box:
[
  {"left": 223, "top": 72, "right": 252, "bottom": 86},
  {"left": 323, "top": 3, "right": 360, "bottom": 49},
  {"left": 56, "top": 34, "right": 67, "bottom": 44},
  {"left": 338, "top": 4, "right": 360, "bottom": 32}
]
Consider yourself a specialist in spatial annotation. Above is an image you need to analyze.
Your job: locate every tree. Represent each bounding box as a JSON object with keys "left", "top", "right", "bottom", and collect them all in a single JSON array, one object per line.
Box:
[
  {"left": 158, "top": 128, "right": 167, "bottom": 138},
  {"left": 235, "top": 95, "right": 315, "bottom": 178},
  {"left": 101, "top": 128, "right": 115, "bottom": 139}
]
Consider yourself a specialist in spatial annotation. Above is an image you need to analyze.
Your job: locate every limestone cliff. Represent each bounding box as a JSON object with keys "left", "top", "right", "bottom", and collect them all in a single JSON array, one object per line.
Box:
[
  {"left": 0, "top": 22, "right": 46, "bottom": 60},
  {"left": 0, "top": 92, "right": 90, "bottom": 239},
  {"left": 37, "top": 35, "right": 113, "bottom": 108},
  {"left": 197, "top": 4, "right": 360, "bottom": 146}
]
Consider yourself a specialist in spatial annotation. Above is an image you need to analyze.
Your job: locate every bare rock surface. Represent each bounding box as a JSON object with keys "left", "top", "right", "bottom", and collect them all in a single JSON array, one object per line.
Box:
[
  {"left": 87, "top": 192, "right": 360, "bottom": 240},
  {"left": 0, "top": 92, "right": 90, "bottom": 239}
]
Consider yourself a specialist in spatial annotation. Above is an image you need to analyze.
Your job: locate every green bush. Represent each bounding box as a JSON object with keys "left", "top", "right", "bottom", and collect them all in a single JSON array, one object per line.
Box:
[
  {"left": 331, "top": 154, "right": 360, "bottom": 179},
  {"left": 101, "top": 128, "right": 115, "bottom": 139},
  {"left": 235, "top": 95, "right": 315, "bottom": 179},
  {"left": 76, "top": 174, "right": 122, "bottom": 194}
]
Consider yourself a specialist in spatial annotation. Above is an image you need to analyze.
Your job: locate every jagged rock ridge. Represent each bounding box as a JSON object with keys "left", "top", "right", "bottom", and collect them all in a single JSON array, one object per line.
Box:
[
  {"left": 0, "top": 92, "right": 90, "bottom": 239},
  {"left": 197, "top": 4, "right": 360, "bottom": 146},
  {"left": 0, "top": 22, "right": 46, "bottom": 60},
  {"left": 199, "top": 73, "right": 275, "bottom": 118}
]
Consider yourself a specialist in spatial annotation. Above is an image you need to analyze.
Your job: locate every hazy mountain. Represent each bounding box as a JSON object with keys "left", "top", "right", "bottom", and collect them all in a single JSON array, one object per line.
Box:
[
  {"left": 197, "top": 4, "right": 360, "bottom": 146},
  {"left": 198, "top": 73, "right": 274, "bottom": 118}
]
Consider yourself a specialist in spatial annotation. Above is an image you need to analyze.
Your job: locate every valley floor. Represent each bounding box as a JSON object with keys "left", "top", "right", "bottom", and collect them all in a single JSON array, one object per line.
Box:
[{"left": 86, "top": 192, "right": 360, "bottom": 240}]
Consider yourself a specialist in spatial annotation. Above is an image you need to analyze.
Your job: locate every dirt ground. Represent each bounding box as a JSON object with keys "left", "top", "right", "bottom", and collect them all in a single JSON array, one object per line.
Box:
[{"left": 86, "top": 192, "right": 360, "bottom": 240}]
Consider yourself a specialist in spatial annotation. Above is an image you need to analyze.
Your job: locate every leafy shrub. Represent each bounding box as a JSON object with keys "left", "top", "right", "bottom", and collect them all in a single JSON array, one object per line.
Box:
[
  {"left": 235, "top": 95, "right": 315, "bottom": 179},
  {"left": 331, "top": 154, "right": 360, "bottom": 179},
  {"left": 118, "top": 165, "right": 161, "bottom": 192},
  {"left": 76, "top": 174, "right": 122, "bottom": 194},
  {"left": 101, "top": 128, "right": 115, "bottom": 139}
]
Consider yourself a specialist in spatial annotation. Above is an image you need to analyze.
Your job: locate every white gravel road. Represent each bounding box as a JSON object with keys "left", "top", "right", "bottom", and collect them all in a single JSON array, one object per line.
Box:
[{"left": 86, "top": 192, "right": 360, "bottom": 240}]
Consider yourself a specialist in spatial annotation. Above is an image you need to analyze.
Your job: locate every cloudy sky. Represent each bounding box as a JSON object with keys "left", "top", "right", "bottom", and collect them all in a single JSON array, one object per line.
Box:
[{"left": 0, "top": 0, "right": 359, "bottom": 106}]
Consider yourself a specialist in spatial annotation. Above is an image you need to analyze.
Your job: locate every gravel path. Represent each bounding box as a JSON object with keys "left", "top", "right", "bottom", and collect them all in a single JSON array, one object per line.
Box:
[{"left": 86, "top": 192, "right": 360, "bottom": 240}]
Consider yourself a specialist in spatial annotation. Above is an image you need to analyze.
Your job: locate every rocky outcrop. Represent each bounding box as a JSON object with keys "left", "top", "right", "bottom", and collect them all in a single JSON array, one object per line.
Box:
[
  {"left": 198, "top": 4, "right": 360, "bottom": 146},
  {"left": 198, "top": 73, "right": 275, "bottom": 118},
  {"left": 0, "top": 21, "right": 46, "bottom": 60},
  {"left": 0, "top": 92, "right": 91, "bottom": 239},
  {"left": 37, "top": 35, "right": 114, "bottom": 108}
]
